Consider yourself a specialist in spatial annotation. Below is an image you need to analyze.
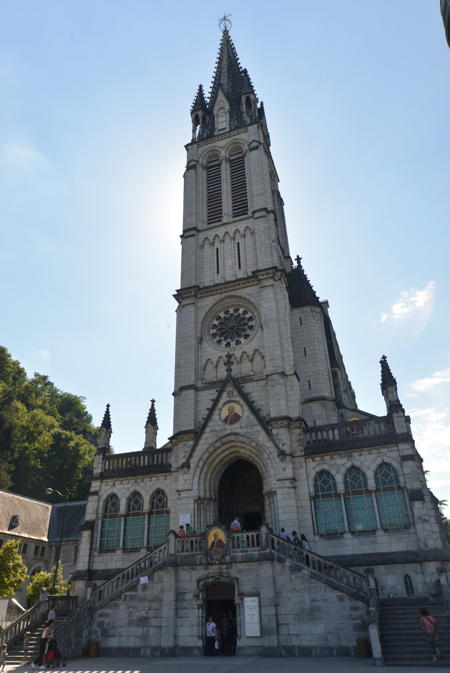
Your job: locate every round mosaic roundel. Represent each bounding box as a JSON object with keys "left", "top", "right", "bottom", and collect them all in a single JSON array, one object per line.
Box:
[{"left": 210, "top": 307, "right": 255, "bottom": 348}]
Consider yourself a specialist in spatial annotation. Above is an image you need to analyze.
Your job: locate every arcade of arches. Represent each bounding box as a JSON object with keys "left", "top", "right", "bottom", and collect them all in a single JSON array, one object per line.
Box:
[{"left": 218, "top": 459, "right": 264, "bottom": 530}]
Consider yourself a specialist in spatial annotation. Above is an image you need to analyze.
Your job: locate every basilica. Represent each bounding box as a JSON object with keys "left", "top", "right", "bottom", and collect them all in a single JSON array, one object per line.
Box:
[{"left": 69, "top": 26, "right": 449, "bottom": 662}]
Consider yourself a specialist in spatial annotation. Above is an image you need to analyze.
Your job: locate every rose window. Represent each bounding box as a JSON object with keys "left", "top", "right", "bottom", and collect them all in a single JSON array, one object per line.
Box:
[{"left": 210, "top": 307, "right": 255, "bottom": 347}]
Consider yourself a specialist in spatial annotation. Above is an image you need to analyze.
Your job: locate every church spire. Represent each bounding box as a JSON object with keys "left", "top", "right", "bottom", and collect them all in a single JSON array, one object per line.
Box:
[
  {"left": 190, "top": 25, "right": 260, "bottom": 141},
  {"left": 208, "top": 28, "right": 245, "bottom": 110},
  {"left": 144, "top": 399, "right": 158, "bottom": 450},
  {"left": 98, "top": 403, "right": 112, "bottom": 451}
]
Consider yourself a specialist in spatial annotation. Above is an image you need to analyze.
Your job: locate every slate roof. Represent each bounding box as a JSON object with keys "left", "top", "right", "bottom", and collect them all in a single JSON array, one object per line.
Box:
[
  {"left": 0, "top": 490, "right": 52, "bottom": 541},
  {"left": 48, "top": 501, "right": 87, "bottom": 542},
  {"left": 442, "top": 0, "right": 450, "bottom": 47},
  {"left": 287, "top": 256, "right": 320, "bottom": 308}
]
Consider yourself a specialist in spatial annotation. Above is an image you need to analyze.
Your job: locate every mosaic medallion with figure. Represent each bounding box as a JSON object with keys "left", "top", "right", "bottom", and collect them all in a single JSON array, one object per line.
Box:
[{"left": 210, "top": 306, "right": 256, "bottom": 348}]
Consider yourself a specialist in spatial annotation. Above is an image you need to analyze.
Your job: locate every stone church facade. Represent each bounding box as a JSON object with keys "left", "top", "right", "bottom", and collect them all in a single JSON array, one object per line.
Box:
[{"left": 71, "top": 28, "right": 449, "bottom": 659}]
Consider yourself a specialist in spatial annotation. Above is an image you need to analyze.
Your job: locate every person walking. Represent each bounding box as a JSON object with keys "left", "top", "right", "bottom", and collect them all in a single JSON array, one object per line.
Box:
[
  {"left": 300, "top": 533, "right": 311, "bottom": 550},
  {"left": 280, "top": 528, "right": 291, "bottom": 541},
  {"left": 291, "top": 531, "right": 300, "bottom": 544},
  {"left": 47, "top": 604, "right": 56, "bottom": 622},
  {"left": 0, "top": 644, "right": 8, "bottom": 672},
  {"left": 419, "top": 607, "right": 442, "bottom": 662},
  {"left": 31, "top": 620, "right": 54, "bottom": 668},
  {"left": 21, "top": 631, "right": 31, "bottom": 666},
  {"left": 204, "top": 616, "right": 217, "bottom": 656},
  {"left": 177, "top": 524, "right": 186, "bottom": 536}
]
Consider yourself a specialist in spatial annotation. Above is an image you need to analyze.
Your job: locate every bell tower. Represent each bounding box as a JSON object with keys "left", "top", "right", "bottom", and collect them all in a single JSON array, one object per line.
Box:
[{"left": 172, "top": 26, "right": 302, "bottom": 435}]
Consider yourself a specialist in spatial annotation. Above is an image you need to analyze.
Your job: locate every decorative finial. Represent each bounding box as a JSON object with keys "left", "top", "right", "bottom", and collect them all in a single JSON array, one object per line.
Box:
[
  {"left": 225, "top": 351, "right": 233, "bottom": 375},
  {"left": 101, "top": 403, "right": 112, "bottom": 430},
  {"left": 295, "top": 255, "right": 302, "bottom": 269},
  {"left": 218, "top": 12, "right": 232, "bottom": 32},
  {"left": 98, "top": 403, "right": 112, "bottom": 451},
  {"left": 144, "top": 399, "right": 158, "bottom": 450},
  {"left": 146, "top": 399, "right": 158, "bottom": 428},
  {"left": 380, "top": 354, "right": 397, "bottom": 387}
]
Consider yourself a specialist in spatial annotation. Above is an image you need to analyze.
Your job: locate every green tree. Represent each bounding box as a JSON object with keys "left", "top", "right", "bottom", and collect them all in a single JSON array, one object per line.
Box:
[
  {"left": 0, "top": 346, "right": 98, "bottom": 501},
  {"left": 26, "top": 562, "right": 67, "bottom": 605},
  {"left": 0, "top": 539, "right": 28, "bottom": 598},
  {"left": 48, "top": 561, "right": 67, "bottom": 595},
  {"left": 26, "top": 570, "right": 52, "bottom": 605}
]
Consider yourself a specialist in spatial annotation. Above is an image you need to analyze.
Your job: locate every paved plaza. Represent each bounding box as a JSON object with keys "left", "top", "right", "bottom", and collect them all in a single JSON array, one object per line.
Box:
[{"left": 4, "top": 657, "right": 447, "bottom": 673}]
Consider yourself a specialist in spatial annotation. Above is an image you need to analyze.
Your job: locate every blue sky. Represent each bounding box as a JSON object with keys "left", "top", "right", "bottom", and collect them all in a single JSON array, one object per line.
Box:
[{"left": 1, "top": 2, "right": 449, "bottom": 508}]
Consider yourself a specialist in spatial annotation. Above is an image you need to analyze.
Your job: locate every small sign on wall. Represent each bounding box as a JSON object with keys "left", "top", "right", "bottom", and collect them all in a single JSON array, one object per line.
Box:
[
  {"left": 244, "top": 596, "right": 261, "bottom": 637},
  {"left": 179, "top": 513, "right": 191, "bottom": 526}
]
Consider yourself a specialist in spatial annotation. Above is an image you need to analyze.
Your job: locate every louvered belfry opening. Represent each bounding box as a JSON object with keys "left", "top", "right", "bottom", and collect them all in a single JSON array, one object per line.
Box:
[
  {"left": 230, "top": 149, "right": 248, "bottom": 218},
  {"left": 206, "top": 155, "right": 223, "bottom": 224}
]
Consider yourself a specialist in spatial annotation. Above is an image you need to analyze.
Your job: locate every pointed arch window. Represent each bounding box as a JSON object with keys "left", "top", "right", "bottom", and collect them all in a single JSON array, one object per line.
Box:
[
  {"left": 313, "top": 470, "right": 345, "bottom": 535},
  {"left": 123, "top": 491, "right": 145, "bottom": 550},
  {"left": 404, "top": 574, "right": 414, "bottom": 596},
  {"left": 99, "top": 494, "right": 121, "bottom": 551},
  {"left": 148, "top": 489, "right": 169, "bottom": 548},
  {"left": 206, "top": 155, "right": 222, "bottom": 224},
  {"left": 215, "top": 107, "right": 228, "bottom": 132},
  {"left": 375, "top": 463, "right": 410, "bottom": 529},
  {"left": 344, "top": 467, "right": 377, "bottom": 532},
  {"left": 229, "top": 149, "right": 248, "bottom": 218}
]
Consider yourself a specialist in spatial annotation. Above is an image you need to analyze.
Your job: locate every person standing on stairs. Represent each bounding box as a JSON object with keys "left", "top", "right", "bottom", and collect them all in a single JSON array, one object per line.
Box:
[
  {"left": 31, "top": 620, "right": 54, "bottom": 669},
  {"left": 0, "top": 643, "right": 8, "bottom": 672},
  {"left": 419, "top": 607, "right": 442, "bottom": 662},
  {"left": 21, "top": 631, "right": 31, "bottom": 666}
]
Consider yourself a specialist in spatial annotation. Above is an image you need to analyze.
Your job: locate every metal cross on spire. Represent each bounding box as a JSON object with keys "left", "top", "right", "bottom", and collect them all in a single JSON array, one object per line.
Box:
[{"left": 218, "top": 12, "right": 232, "bottom": 32}]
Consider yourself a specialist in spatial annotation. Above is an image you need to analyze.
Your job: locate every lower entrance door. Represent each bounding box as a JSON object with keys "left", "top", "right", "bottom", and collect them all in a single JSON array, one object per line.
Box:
[{"left": 204, "top": 581, "right": 237, "bottom": 656}]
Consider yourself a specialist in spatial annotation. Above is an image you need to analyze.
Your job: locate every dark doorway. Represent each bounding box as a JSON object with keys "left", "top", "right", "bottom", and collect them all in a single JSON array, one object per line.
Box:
[
  {"left": 204, "top": 582, "right": 237, "bottom": 656},
  {"left": 218, "top": 459, "right": 264, "bottom": 529}
]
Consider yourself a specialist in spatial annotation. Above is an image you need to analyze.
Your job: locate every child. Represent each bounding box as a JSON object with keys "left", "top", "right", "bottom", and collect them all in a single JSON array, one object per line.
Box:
[
  {"left": 419, "top": 607, "right": 442, "bottom": 662},
  {"left": 21, "top": 632, "right": 31, "bottom": 666},
  {"left": 0, "top": 644, "right": 8, "bottom": 672}
]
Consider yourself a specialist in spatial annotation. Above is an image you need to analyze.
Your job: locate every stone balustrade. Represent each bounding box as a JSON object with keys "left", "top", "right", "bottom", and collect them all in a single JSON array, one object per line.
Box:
[
  {"left": 101, "top": 447, "right": 172, "bottom": 477},
  {"left": 304, "top": 416, "right": 399, "bottom": 454}
]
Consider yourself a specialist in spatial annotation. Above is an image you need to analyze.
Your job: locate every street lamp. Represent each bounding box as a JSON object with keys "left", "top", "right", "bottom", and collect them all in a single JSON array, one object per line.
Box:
[{"left": 46, "top": 488, "right": 70, "bottom": 594}]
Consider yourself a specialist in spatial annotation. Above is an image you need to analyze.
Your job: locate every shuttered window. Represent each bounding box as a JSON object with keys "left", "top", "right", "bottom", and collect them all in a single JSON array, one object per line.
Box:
[
  {"left": 230, "top": 151, "right": 248, "bottom": 217},
  {"left": 206, "top": 157, "right": 222, "bottom": 224}
]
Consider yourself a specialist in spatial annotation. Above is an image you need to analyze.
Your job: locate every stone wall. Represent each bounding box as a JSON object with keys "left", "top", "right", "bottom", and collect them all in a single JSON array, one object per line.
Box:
[{"left": 88, "top": 558, "right": 368, "bottom": 657}]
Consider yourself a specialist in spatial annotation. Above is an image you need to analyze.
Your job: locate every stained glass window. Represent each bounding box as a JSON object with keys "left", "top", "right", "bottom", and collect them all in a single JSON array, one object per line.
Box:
[
  {"left": 375, "top": 463, "right": 410, "bottom": 529},
  {"left": 148, "top": 489, "right": 169, "bottom": 547},
  {"left": 99, "top": 493, "right": 121, "bottom": 551},
  {"left": 313, "top": 470, "right": 345, "bottom": 534},
  {"left": 344, "top": 467, "right": 377, "bottom": 532},
  {"left": 124, "top": 491, "right": 145, "bottom": 550}
]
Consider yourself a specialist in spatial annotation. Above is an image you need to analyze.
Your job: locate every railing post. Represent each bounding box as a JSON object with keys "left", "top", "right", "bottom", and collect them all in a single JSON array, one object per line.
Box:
[
  {"left": 167, "top": 529, "right": 177, "bottom": 555},
  {"left": 366, "top": 572, "right": 383, "bottom": 666},
  {"left": 259, "top": 523, "right": 270, "bottom": 550}
]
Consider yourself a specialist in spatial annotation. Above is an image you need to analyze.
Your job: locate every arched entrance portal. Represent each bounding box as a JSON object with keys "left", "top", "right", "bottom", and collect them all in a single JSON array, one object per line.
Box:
[{"left": 218, "top": 459, "right": 264, "bottom": 529}]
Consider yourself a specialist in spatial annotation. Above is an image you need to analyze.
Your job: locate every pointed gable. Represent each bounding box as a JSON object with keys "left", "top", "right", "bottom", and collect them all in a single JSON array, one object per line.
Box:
[{"left": 182, "top": 361, "right": 285, "bottom": 468}]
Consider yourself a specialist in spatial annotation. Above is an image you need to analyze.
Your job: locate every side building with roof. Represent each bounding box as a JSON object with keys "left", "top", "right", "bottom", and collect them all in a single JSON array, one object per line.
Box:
[{"left": 0, "top": 490, "right": 85, "bottom": 616}]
